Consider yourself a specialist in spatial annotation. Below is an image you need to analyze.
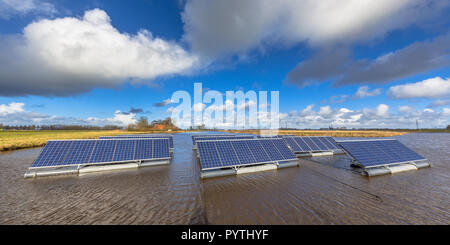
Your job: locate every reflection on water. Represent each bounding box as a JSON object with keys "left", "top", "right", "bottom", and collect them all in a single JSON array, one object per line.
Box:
[{"left": 0, "top": 133, "right": 448, "bottom": 224}]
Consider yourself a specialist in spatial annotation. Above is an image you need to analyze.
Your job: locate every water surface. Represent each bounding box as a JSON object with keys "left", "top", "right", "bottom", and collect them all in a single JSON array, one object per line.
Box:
[{"left": 0, "top": 133, "right": 448, "bottom": 224}]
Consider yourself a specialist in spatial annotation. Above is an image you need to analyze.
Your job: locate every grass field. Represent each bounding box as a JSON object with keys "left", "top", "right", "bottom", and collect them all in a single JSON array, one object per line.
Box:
[
  {"left": 224, "top": 129, "right": 410, "bottom": 137},
  {"left": 0, "top": 130, "right": 122, "bottom": 151}
]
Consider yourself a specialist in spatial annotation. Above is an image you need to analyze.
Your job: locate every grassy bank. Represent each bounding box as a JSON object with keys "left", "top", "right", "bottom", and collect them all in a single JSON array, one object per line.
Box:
[
  {"left": 224, "top": 129, "right": 410, "bottom": 137},
  {"left": 0, "top": 130, "right": 186, "bottom": 152},
  {"left": 0, "top": 130, "right": 122, "bottom": 151}
]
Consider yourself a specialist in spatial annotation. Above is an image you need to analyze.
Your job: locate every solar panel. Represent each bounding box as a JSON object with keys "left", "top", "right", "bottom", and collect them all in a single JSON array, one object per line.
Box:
[
  {"left": 197, "top": 141, "right": 222, "bottom": 169},
  {"left": 100, "top": 135, "right": 174, "bottom": 149},
  {"left": 134, "top": 139, "right": 153, "bottom": 159},
  {"left": 197, "top": 138, "right": 296, "bottom": 170},
  {"left": 113, "top": 140, "right": 136, "bottom": 162},
  {"left": 31, "top": 138, "right": 170, "bottom": 168},
  {"left": 282, "top": 136, "right": 340, "bottom": 153},
  {"left": 63, "top": 140, "right": 96, "bottom": 165},
  {"left": 191, "top": 134, "right": 237, "bottom": 144},
  {"left": 90, "top": 140, "right": 115, "bottom": 163},
  {"left": 245, "top": 140, "right": 271, "bottom": 162},
  {"left": 33, "top": 141, "right": 72, "bottom": 167},
  {"left": 153, "top": 137, "right": 170, "bottom": 158},
  {"left": 257, "top": 135, "right": 296, "bottom": 138},
  {"left": 192, "top": 135, "right": 254, "bottom": 145},
  {"left": 337, "top": 139, "right": 426, "bottom": 168}
]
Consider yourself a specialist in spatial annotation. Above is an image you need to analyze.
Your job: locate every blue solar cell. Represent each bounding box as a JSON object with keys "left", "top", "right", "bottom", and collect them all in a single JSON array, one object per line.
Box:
[
  {"left": 245, "top": 140, "right": 271, "bottom": 163},
  {"left": 153, "top": 138, "right": 170, "bottom": 158},
  {"left": 197, "top": 141, "right": 222, "bottom": 169},
  {"left": 193, "top": 135, "right": 254, "bottom": 145},
  {"left": 283, "top": 137, "right": 302, "bottom": 152},
  {"left": 100, "top": 135, "right": 174, "bottom": 148},
  {"left": 63, "top": 140, "right": 96, "bottom": 165},
  {"left": 272, "top": 139, "right": 297, "bottom": 159},
  {"left": 230, "top": 141, "right": 257, "bottom": 164},
  {"left": 338, "top": 139, "right": 425, "bottom": 168},
  {"left": 134, "top": 139, "right": 153, "bottom": 160},
  {"left": 32, "top": 141, "right": 73, "bottom": 167},
  {"left": 90, "top": 140, "right": 116, "bottom": 163},
  {"left": 113, "top": 140, "right": 135, "bottom": 162},
  {"left": 215, "top": 141, "right": 240, "bottom": 166},
  {"left": 259, "top": 139, "right": 284, "bottom": 161},
  {"left": 284, "top": 136, "right": 340, "bottom": 153},
  {"left": 303, "top": 137, "right": 321, "bottom": 151},
  {"left": 319, "top": 137, "right": 335, "bottom": 150},
  {"left": 293, "top": 137, "right": 312, "bottom": 152},
  {"left": 311, "top": 137, "right": 327, "bottom": 150}
]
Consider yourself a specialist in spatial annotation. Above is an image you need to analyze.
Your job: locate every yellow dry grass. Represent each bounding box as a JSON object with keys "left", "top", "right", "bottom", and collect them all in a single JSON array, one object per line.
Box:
[
  {"left": 0, "top": 130, "right": 125, "bottom": 151},
  {"left": 0, "top": 130, "right": 195, "bottom": 152},
  {"left": 224, "top": 129, "right": 408, "bottom": 137}
]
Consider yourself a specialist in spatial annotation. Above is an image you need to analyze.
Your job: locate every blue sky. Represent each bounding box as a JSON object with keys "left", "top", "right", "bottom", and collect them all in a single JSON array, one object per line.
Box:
[{"left": 0, "top": 0, "right": 449, "bottom": 129}]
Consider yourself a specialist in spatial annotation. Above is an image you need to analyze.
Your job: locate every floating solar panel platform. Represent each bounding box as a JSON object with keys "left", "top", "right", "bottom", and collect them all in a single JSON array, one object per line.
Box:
[
  {"left": 100, "top": 135, "right": 174, "bottom": 150},
  {"left": 337, "top": 139, "right": 430, "bottom": 177},
  {"left": 24, "top": 138, "right": 171, "bottom": 178},
  {"left": 196, "top": 138, "right": 299, "bottom": 179},
  {"left": 191, "top": 135, "right": 255, "bottom": 149},
  {"left": 281, "top": 136, "right": 344, "bottom": 157}
]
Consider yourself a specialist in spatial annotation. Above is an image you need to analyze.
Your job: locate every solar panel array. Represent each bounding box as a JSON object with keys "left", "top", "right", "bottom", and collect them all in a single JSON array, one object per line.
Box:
[
  {"left": 281, "top": 136, "right": 340, "bottom": 153},
  {"left": 192, "top": 135, "right": 254, "bottom": 145},
  {"left": 257, "top": 135, "right": 296, "bottom": 138},
  {"left": 32, "top": 138, "right": 170, "bottom": 168},
  {"left": 191, "top": 134, "right": 236, "bottom": 143},
  {"left": 100, "top": 135, "right": 174, "bottom": 148},
  {"left": 197, "top": 138, "right": 297, "bottom": 170},
  {"left": 337, "top": 139, "right": 426, "bottom": 168}
]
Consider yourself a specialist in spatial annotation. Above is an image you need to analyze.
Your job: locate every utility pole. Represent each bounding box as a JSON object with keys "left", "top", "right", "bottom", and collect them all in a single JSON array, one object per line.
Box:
[{"left": 416, "top": 120, "right": 419, "bottom": 130}]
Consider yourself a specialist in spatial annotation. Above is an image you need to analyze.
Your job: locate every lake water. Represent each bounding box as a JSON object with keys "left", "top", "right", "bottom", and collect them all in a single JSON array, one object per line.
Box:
[{"left": 0, "top": 133, "right": 448, "bottom": 224}]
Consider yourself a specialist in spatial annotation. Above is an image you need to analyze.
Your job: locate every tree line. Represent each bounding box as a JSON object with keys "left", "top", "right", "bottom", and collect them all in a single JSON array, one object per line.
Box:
[
  {"left": 127, "top": 117, "right": 179, "bottom": 131},
  {"left": 0, "top": 124, "right": 122, "bottom": 130}
]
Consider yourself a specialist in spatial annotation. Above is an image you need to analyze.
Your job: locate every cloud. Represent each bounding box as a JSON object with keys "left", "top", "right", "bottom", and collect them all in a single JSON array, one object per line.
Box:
[
  {"left": 427, "top": 99, "right": 450, "bottom": 108},
  {"left": 323, "top": 94, "right": 348, "bottom": 104},
  {"left": 0, "top": 102, "right": 137, "bottom": 126},
  {"left": 0, "top": 0, "right": 56, "bottom": 19},
  {"left": 86, "top": 110, "right": 137, "bottom": 126},
  {"left": 117, "top": 107, "right": 145, "bottom": 115},
  {"left": 286, "top": 34, "right": 450, "bottom": 87},
  {"left": 0, "top": 9, "right": 199, "bottom": 96},
  {"left": 354, "top": 86, "right": 382, "bottom": 99},
  {"left": 154, "top": 99, "right": 173, "bottom": 107},
  {"left": 0, "top": 102, "right": 25, "bottom": 115},
  {"left": 398, "top": 106, "right": 414, "bottom": 114},
  {"left": 388, "top": 77, "right": 450, "bottom": 99},
  {"left": 182, "top": 0, "right": 449, "bottom": 58},
  {"left": 285, "top": 104, "right": 449, "bottom": 128}
]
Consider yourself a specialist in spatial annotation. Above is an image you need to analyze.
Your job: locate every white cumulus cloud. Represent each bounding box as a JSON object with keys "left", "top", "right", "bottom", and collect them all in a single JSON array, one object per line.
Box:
[
  {"left": 285, "top": 104, "right": 449, "bottom": 128},
  {"left": 0, "top": 102, "right": 25, "bottom": 115},
  {"left": 354, "top": 86, "right": 382, "bottom": 98},
  {"left": 0, "top": 8, "right": 199, "bottom": 96},
  {"left": 388, "top": 77, "right": 450, "bottom": 99}
]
